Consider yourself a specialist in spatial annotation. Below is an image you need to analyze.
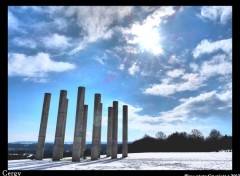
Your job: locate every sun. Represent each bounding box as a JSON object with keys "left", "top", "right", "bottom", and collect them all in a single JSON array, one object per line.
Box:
[{"left": 128, "top": 23, "right": 163, "bottom": 55}]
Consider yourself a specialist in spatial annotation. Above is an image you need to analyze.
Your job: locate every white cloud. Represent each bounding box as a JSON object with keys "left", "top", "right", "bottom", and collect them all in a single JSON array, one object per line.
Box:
[
  {"left": 119, "top": 64, "right": 125, "bottom": 71},
  {"left": 114, "top": 101, "right": 162, "bottom": 133},
  {"left": 167, "top": 69, "right": 185, "bottom": 78},
  {"left": 144, "top": 49, "right": 231, "bottom": 97},
  {"left": 44, "top": 6, "right": 64, "bottom": 14},
  {"left": 86, "top": 131, "right": 92, "bottom": 138},
  {"left": 113, "top": 90, "right": 231, "bottom": 137},
  {"left": 163, "top": 90, "right": 232, "bottom": 121},
  {"left": 200, "top": 6, "right": 232, "bottom": 24},
  {"left": 145, "top": 52, "right": 232, "bottom": 96},
  {"left": 145, "top": 6, "right": 175, "bottom": 26},
  {"left": 115, "top": 46, "right": 138, "bottom": 54},
  {"left": 8, "top": 52, "right": 76, "bottom": 82},
  {"left": 144, "top": 52, "right": 232, "bottom": 97},
  {"left": 193, "top": 38, "right": 232, "bottom": 58},
  {"left": 168, "top": 55, "right": 181, "bottom": 65},
  {"left": 140, "top": 6, "right": 160, "bottom": 12},
  {"left": 68, "top": 43, "right": 87, "bottom": 56},
  {"left": 179, "top": 73, "right": 204, "bottom": 91},
  {"left": 8, "top": 9, "right": 28, "bottom": 34},
  {"left": 53, "top": 17, "right": 69, "bottom": 31},
  {"left": 23, "top": 77, "right": 49, "bottom": 83},
  {"left": 128, "top": 62, "right": 140, "bottom": 75},
  {"left": 19, "top": 6, "right": 43, "bottom": 13},
  {"left": 143, "top": 73, "right": 204, "bottom": 96},
  {"left": 42, "top": 33, "right": 71, "bottom": 49},
  {"left": 93, "top": 53, "right": 107, "bottom": 65},
  {"left": 189, "top": 62, "right": 199, "bottom": 72},
  {"left": 12, "top": 37, "right": 37, "bottom": 49},
  {"left": 143, "top": 83, "right": 176, "bottom": 96},
  {"left": 200, "top": 54, "right": 232, "bottom": 78},
  {"left": 8, "top": 11, "right": 19, "bottom": 30},
  {"left": 143, "top": 90, "right": 231, "bottom": 125},
  {"left": 19, "top": 6, "right": 64, "bottom": 14},
  {"left": 65, "top": 6, "right": 133, "bottom": 54}
]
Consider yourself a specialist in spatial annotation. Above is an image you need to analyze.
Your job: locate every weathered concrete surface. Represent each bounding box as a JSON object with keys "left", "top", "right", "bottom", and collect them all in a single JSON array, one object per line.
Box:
[
  {"left": 91, "top": 94, "right": 101, "bottom": 160},
  {"left": 98, "top": 103, "right": 103, "bottom": 158},
  {"left": 122, "top": 105, "right": 128, "bottom": 157},
  {"left": 72, "top": 87, "right": 85, "bottom": 162},
  {"left": 112, "top": 101, "right": 118, "bottom": 159},
  {"left": 36, "top": 93, "right": 51, "bottom": 160},
  {"left": 80, "top": 105, "right": 88, "bottom": 157},
  {"left": 52, "top": 90, "right": 67, "bottom": 161},
  {"left": 60, "top": 99, "right": 68, "bottom": 159},
  {"left": 106, "top": 107, "right": 113, "bottom": 157}
]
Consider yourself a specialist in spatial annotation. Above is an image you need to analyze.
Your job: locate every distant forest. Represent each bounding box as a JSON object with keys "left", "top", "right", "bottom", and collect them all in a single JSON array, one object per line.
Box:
[
  {"left": 8, "top": 129, "right": 231, "bottom": 160},
  {"left": 128, "top": 129, "right": 232, "bottom": 153}
]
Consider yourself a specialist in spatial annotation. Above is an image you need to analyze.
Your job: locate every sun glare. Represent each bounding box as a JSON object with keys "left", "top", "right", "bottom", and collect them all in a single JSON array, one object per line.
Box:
[{"left": 129, "top": 24, "right": 163, "bottom": 55}]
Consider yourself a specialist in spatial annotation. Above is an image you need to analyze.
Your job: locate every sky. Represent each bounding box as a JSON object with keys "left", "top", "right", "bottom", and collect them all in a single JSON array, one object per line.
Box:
[{"left": 8, "top": 6, "right": 232, "bottom": 143}]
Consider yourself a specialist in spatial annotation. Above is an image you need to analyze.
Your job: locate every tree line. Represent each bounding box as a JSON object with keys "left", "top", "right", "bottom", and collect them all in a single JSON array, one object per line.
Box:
[
  {"left": 8, "top": 129, "right": 232, "bottom": 160},
  {"left": 128, "top": 129, "right": 232, "bottom": 153}
]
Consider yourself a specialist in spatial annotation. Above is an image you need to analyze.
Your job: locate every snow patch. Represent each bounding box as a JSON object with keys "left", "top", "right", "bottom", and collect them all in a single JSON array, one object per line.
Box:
[{"left": 8, "top": 152, "right": 232, "bottom": 170}]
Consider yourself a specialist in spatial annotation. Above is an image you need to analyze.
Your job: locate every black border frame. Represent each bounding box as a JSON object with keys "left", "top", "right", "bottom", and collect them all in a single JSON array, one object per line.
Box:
[{"left": 1, "top": 0, "right": 239, "bottom": 175}]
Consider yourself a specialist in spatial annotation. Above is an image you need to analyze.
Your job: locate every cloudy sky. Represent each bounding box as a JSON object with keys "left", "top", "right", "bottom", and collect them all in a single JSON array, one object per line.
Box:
[{"left": 8, "top": 6, "right": 232, "bottom": 142}]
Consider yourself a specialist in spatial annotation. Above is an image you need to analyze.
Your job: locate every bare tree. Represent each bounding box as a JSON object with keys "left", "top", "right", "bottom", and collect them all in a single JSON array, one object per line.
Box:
[
  {"left": 156, "top": 131, "right": 166, "bottom": 140},
  {"left": 208, "top": 129, "right": 222, "bottom": 140},
  {"left": 190, "top": 129, "right": 204, "bottom": 139}
]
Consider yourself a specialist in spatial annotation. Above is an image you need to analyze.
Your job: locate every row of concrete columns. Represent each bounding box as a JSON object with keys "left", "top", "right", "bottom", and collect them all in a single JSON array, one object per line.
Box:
[
  {"left": 35, "top": 93, "right": 51, "bottom": 160},
  {"left": 72, "top": 87, "right": 85, "bottom": 162},
  {"left": 52, "top": 90, "right": 68, "bottom": 161},
  {"left": 122, "top": 105, "right": 128, "bottom": 157},
  {"left": 35, "top": 87, "right": 128, "bottom": 162},
  {"left": 81, "top": 105, "right": 88, "bottom": 157},
  {"left": 91, "top": 94, "right": 101, "bottom": 160}
]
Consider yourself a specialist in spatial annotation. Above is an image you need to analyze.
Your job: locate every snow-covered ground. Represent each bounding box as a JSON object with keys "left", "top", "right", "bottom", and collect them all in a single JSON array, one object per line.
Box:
[{"left": 8, "top": 152, "right": 232, "bottom": 170}]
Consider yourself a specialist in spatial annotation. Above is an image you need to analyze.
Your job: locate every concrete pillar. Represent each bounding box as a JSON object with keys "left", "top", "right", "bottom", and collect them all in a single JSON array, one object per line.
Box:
[
  {"left": 91, "top": 94, "right": 101, "bottom": 160},
  {"left": 122, "top": 105, "right": 128, "bottom": 157},
  {"left": 36, "top": 93, "right": 51, "bottom": 160},
  {"left": 52, "top": 90, "right": 67, "bottom": 161},
  {"left": 106, "top": 107, "right": 113, "bottom": 157},
  {"left": 111, "top": 101, "right": 118, "bottom": 159},
  {"left": 72, "top": 87, "right": 85, "bottom": 162},
  {"left": 60, "top": 99, "right": 68, "bottom": 159},
  {"left": 98, "top": 103, "right": 103, "bottom": 158},
  {"left": 80, "top": 105, "right": 88, "bottom": 158}
]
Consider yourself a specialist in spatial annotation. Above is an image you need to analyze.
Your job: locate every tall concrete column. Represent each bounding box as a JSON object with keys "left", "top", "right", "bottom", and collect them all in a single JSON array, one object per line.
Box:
[
  {"left": 106, "top": 107, "right": 113, "bottom": 157},
  {"left": 111, "top": 101, "right": 118, "bottom": 159},
  {"left": 72, "top": 87, "right": 85, "bottom": 162},
  {"left": 36, "top": 93, "right": 51, "bottom": 160},
  {"left": 98, "top": 103, "right": 103, "bottom": 158},
  {"left": 60, "top": 99, "right": 68, "bottom": 159},
  {"left": 80, "top": 105, "right": 88, "bottom": 158},
  {"left": 122, "top": 105, "right": 128, "bottom": 157},
  {"left": 91, "top": 94, "right": 101, "bottom": 160},
  {"left": 52, "top": 90, "right": 67, "bottom": 161}
]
